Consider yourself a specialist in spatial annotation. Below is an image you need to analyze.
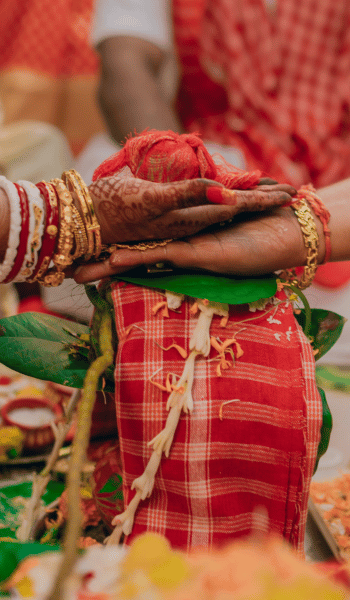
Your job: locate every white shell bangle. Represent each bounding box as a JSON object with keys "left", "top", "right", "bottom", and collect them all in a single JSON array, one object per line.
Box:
[
  {"left": 0, "top": 176, "right": 22, "bottom": 282},
  {"left": 15, "top": 180, "right": 45, "bottom": 282}
]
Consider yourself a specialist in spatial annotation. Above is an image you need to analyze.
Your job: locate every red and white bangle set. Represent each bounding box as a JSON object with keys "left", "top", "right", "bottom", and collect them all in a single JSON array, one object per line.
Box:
[{"left": 0, "top": 170, "right": 101, "bottom": 287}]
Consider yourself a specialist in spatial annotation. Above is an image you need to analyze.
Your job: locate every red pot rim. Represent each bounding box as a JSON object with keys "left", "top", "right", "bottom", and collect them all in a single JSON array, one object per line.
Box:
[{"left": 0, "top": 397, "right": 62, "bottom": 431}]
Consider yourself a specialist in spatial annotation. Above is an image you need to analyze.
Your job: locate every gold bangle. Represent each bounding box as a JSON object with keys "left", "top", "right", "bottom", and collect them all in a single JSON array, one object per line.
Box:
[
  {"left": 41, "top": 179, "right": 74, "bottom": 287},
  {"left": 71, "top": 204, "right": 89, "bottom": 260},
  {"left": 62, "top": 169, "right": 101, "bottom": 261},
  {"left": 279, "top": 193, "right": 319, "bottom": 290}
]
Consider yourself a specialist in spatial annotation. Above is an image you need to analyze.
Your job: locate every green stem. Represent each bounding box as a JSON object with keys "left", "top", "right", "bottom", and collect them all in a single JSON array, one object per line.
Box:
[
  {"left": 84, "top": 284, "right": 110, "bottom": 311},
  {"left": 47, "top": 309, "right": 114, "bottom": 600},
  {"left": 288, "top": 284, "right": 312, "bottom": 338}
]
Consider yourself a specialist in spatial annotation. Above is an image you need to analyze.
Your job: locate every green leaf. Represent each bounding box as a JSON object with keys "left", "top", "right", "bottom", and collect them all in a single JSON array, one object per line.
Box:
[
  {"left": 0, "top": 312, "right": 89, "bottom": 344},
  {"left": 0, "top": 481, "right": 64, "bottom": 553},
  {"left": 294, "top": 308, "right": 346, "bottom": 360},
  {"left": 116, "top": 273, "right": 277, "bottom": 304},
  {"left": 0, "top": 541, "right": 61, "bottom": 585},
  {"left": 313, "top": 387, "right": 333, "bottom": 474},
  {"left": 0, "top": 313, "right": 114, "bottom": 391}
]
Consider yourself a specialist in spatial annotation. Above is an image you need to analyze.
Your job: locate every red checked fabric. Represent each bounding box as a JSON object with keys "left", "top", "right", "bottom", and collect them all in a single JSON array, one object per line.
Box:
[
  {"left": 173, "top": 0, "right": 350, "bottom": 189},
  {"left": 97, "top": 281, "right": 322, "bottom": 556}
]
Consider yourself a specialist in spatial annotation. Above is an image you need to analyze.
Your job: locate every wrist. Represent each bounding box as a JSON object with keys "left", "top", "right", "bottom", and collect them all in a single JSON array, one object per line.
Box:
[
  {"left": 309, "top": 206, "right": 326, "bottom": 264},
  {"left": 0, "top": 188, "right": 10, "bottom": 263}
]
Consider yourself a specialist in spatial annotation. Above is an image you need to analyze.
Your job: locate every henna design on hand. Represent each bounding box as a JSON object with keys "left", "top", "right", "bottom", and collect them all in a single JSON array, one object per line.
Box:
[{"left": 88, "top": 176, "right": 296, "bottom": 245}]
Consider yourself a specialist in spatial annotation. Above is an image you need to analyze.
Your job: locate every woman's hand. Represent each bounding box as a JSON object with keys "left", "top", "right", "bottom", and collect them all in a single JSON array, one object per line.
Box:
[{"left": 89, "top": 175, "right": 296, "bottom": 244}]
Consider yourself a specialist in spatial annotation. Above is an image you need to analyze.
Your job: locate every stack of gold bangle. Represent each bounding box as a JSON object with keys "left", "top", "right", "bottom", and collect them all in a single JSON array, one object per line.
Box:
[
  {"left": 37, "top": 170, "right": 101, "bottom": 286},
  {"left": 62, "top": 169, "right": 101, "bottom": 261}
]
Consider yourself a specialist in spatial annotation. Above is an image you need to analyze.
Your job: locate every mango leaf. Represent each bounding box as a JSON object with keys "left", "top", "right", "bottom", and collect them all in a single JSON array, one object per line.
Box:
[
  {"left": 117, "top": 273, "right": 277, "bottom": 304},
  {"left": 294, "top": 308, "right": 346, "bottom": 360},
  {"left": 313, "top": 387, "right": 333, "bottom": 474},
  {"left": 0, "top": 313, "right": 114, "bottom": 391}
]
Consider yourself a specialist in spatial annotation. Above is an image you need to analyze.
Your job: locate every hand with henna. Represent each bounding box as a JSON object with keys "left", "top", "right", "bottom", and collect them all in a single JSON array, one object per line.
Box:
[
  {"left": 73, "top": 176, "right": 300, "bottom": 282},
  {"left": 88, "top": 175, "right": 296, "bottom": 245}
]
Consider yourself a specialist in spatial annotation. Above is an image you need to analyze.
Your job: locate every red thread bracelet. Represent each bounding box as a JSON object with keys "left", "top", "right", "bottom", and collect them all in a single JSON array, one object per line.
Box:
[
  {"left": 3, "top": 184, "right": 30, "bottom": 283},
  {"left": 28, "top": 181, "right": 59, "bottom": 283}
]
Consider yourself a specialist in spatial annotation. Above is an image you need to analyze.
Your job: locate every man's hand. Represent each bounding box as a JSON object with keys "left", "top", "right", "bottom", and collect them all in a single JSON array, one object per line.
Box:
[{"left": 74, "top": 207, "right": 307, "bottom": 283}]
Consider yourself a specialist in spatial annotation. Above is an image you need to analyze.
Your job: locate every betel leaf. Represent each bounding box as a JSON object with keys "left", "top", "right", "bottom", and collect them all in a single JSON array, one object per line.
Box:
[
  {"left": 0, "top": 313, "right": 90, "bottom": 389},
  {"left": 294, "top": 308, "right": 346, "bottom": 360},
  {"left": 0, "top": 312, "right": 90, "bottom": 343},
  {"left": 116, "top": 273, "right": 277, "bottom": 304}
]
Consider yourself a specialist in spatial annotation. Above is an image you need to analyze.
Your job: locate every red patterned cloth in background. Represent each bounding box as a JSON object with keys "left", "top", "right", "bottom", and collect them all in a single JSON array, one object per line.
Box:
[
  {"left": 173, "top": 0, "right": 350, "bottom": 287},
  {"left": 92, "top": 281, "right": 322, "bottom": 555},
  {"left": 173, "top": 0, "right": 350, "bottom": 190},
  {"left": 0, "top": 0, "right": 105, "bottom": 154}
]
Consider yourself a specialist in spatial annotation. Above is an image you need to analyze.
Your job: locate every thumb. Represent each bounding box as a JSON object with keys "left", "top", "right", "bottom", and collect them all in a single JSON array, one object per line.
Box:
[{"left": 74, "top": 246, "right": 169, "bottom": 283}]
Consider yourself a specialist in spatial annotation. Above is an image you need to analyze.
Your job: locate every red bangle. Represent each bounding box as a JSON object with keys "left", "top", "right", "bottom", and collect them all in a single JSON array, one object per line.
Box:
[
  {"left": 299, "top": 184, "right": 331, "bottom": 264},
  {"left": 3, "top": 184, "right": 30, "bottom": 283},
  {"left": 28, "top": 182, "right": 59, "bottom": 283}
]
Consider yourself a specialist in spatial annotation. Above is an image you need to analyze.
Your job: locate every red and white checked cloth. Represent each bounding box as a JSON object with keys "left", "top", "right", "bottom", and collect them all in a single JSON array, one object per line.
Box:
[
  {"left": 173, "top": 0, "right": 350, "bottom": 188},
  {"left": 95, "top": 281, "right": 322, "bottom": 555}
]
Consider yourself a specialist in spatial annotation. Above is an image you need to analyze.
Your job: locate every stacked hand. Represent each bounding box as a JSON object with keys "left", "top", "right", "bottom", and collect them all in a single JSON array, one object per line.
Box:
[{"left": 74, "top": 176, "right": 309, "bottom": 283}]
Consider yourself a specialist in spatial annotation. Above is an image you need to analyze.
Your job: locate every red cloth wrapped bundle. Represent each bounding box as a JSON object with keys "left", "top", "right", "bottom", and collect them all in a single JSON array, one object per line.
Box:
[{"left": 92, "top": 130, "right": 322, "bottom": 555}]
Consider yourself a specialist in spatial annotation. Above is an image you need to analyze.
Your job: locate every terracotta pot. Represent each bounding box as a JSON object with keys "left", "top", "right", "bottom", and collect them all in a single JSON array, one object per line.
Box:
[{"left": 1, "top": 397, "right": 62, "bottom": 453}]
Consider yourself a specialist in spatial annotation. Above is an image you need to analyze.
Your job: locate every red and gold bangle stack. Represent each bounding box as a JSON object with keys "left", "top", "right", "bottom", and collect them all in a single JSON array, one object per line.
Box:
[
  {"left": 27, "top": 181, "right": 59, "bottom": 283},
  {"left": 0, "top": 170, "right": 97, "bottom": 286},
  {"left": 2, "top": 184, "right": 30, "bottom": 283},
  {"left": 41, "top": 178, "right": 75, "bottom": 287}
]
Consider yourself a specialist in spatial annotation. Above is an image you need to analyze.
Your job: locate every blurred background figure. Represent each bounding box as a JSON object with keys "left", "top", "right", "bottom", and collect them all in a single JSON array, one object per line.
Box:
[
  {"left": 0, "top": 0, "right": 106, "bottom": 320},
  {"left": 79, "top": 0, "right": 350, "bottom": 366}
]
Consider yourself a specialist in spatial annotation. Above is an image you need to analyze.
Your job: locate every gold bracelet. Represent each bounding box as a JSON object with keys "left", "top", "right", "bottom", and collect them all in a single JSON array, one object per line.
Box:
[
  {"left": 71, "top": 204, "right": 89, "bottom": 260},
  {"left": 62, "top": 169, "right": 101, "bottom": 261},
  {"left": 100, "top": 238, "right": 174, "bottom": 254},
  {"left": 41, "top": 179, "right": 75, "bottom": 287},
  {"left": 279, "top": 193, "right": 319, "bottom": 290}
]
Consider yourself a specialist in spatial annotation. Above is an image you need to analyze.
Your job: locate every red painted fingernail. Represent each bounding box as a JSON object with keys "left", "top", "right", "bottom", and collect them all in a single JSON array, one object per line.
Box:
[{"left": 206, "top": 186, "right": 237, "bottom": 205}]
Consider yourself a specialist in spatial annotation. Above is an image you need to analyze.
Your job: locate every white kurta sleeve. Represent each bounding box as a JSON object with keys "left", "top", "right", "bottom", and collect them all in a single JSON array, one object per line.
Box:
[{"left": 91, "top": 0, "right": 172, "bottom": 50}]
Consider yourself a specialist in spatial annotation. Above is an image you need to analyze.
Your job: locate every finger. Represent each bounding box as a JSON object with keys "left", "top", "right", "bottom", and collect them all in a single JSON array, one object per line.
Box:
[
  {"left": 236, "top": 189, "right": 295, "bottom": 212},
  {"left": 74, "top": 248, "right": 169, "bottom": 283},
  {"left": 89, "top": 176, "right": 225, "bottom": 221},
  {"left": 206, "top": 187, "right": 294, "bottom": 209},
  {"left": 74, "top": 258, "right": 121, "bottom": 282},
  {"left": 258, "top": 177, "right": 278, "bottom": 185},
  {"left": 257, "top": 183, "right": 297, "bottom": 195},
  {"left": 150, "top": 204, "right": 247, "bottom": 239}
]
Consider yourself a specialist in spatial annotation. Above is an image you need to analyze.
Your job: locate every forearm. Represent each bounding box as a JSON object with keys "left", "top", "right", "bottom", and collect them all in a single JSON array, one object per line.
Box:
[
  {"left": 98, "top": 36, "right": 184, "bottom": 143},
  {"left": 317, "top": 178, "right": 350, "bottom": 262},
  {"left": 0, "top": 188, "right": 10, "bottom": 263}
]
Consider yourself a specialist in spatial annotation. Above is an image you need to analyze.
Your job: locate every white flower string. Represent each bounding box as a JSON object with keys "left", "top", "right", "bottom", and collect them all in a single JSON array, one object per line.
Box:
[
  {"left": 109, "top": 297, "right": 231, "bottom": 543},
  {"left": 0, "top": 176, "right": 22, "bottom": 282},
  {"left": 15, "top": 180, "right": 45, "bottom": 282}
]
